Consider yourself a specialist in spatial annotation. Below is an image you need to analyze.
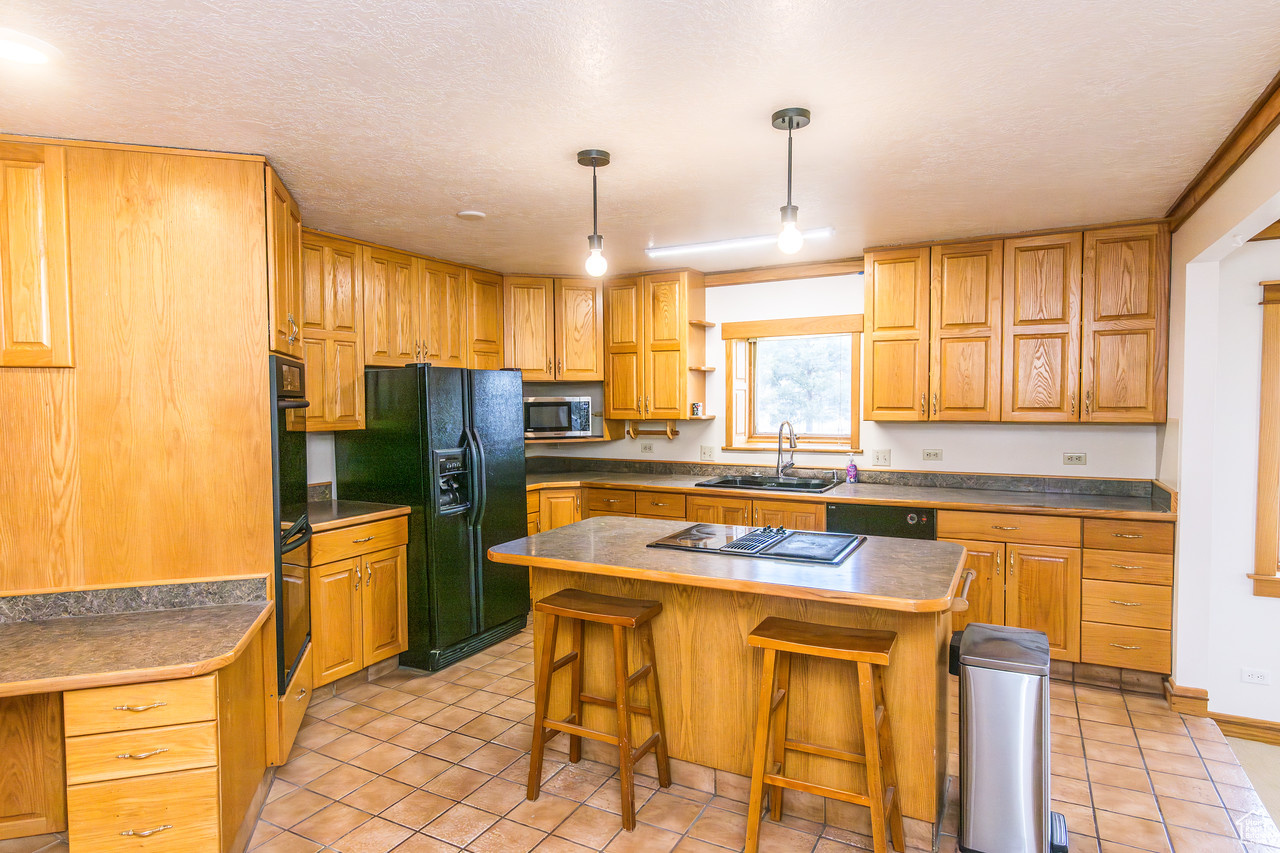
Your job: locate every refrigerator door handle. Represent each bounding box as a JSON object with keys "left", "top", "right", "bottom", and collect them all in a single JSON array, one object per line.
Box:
[{"left": 467, "top": 426, "right": 488, "bottom": 525}]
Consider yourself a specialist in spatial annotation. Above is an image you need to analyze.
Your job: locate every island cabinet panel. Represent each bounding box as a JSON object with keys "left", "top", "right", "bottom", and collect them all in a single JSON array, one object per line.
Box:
[
  {"left": 0, "top": 141, "right": 73, "bottom": 367},
  {"left": 465, "top": 268, "right": 504, "bottom": 369},
  {"left": 752, "top": 499, "right": 826, "bottom": 531},
  {"left": 362, "top": 245, "right": 417, "bottom": 366},
  {"left": 266, "top": 165, "right": 303, "bottom": 360},
  {"left": 538, "top": 488, "right": 581, "bottom": 531},
  {"left": 945, "top": 538, "right": 1005, "bottom": 632},
  {"left": 603, "top": 276, "right": 643, "bottom": 418},
  {"left": 585, "top": 487, "right": 637, "bottom": 516},
  {"left": 1006, "top": 544, "right": 1081, "bottom": 661},
  {"left": 686, "top": 495, "right": 753, "bottom": 525},
  {"left": 0, "top": 693, "right": 66, "bottom": 839},
  {"left": 65, "top": 721, "right": 218, "bottom": 785},
  {"left": 67, "top": 767, "right": 219, "bottom": 852},
  {"left": 1081, "top": 224, "right": 1169, "bottom": 423},
  {"left": 299, "top": 231, "right": 365, "bottom": 431},
  {"left": 503, "top": 276, "right": 554, "bottom": 379},
  {"left": 929, "top": 241, "right": 1002, "bottom": 421},
  {"left": 635, "top": 491, "right": 686, "bottom": 519},
  {"left": 1001, "top": 233, "right": 1082, "bottom": 422},
  {"left": 864, "top": 247, "right": 930, "bottom": 421}
]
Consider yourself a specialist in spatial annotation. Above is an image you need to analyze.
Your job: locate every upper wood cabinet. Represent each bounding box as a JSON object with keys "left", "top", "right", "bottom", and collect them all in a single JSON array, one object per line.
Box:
[
  {"left": 421, "top": 259, "right": 466, "bottom": 368},
  {"left": 1081, "top": 224, "right": 1169, "bottom": 423},
  {"left": 930, "top": 241, "right": 1002, "bottom": 421},
  {"left": 0, "top": 142, "right": 72, "bottom": 367},
  {"left": 1001, "top": 233, "right": 1082, "bottom": 422},
  {"left": 864, "top": 248, "right": 930, "bottom": 421},
  {"left": 266, "top": 166, "right": 303, "bottom": 360},
  {"left": 466, "top": 268, "right": 504, "bottom": 370},
  {"left": 299, "top": 231, "right": 364, "bottom": 431},
  {"left": 603, "top": 276, "right": 642, "bottom": 418},
  {"left": 504, "top": 276, "right": 602, "bottom": 380},
  {"left": 363, "top": 246, "right": 417, "bottom": 366}
]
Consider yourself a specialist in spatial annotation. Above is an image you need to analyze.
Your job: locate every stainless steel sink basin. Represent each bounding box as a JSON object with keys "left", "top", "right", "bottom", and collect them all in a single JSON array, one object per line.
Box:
[{"left": 695, "top": 474, "right": 841, "bottom": 493}]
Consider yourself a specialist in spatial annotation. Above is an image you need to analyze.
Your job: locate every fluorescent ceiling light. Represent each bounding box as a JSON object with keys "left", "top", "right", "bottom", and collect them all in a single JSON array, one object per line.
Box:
[
  {"left": 0, "top": 28, "right": 61, "bottom": 64},
  {"left": 644, "top": 227, "right": 834, "bottom": 259}
]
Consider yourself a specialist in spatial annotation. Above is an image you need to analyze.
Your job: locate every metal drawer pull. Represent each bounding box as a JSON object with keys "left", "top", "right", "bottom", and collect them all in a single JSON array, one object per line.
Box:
[
  {"left": 1109, "top": 600, "right": 1142, "bottom": 607},
  {"left": 117, "top": 748, "right": 169, "bottom": 760},
  {"left": 297, "top": 687, "right": 308, "bottom": 698},
  {"left": 121, "top": 825, "right": 173, "bottom": 838},
  {"left": 113, "top": 702, "right": 167, "bottom": 713},
  {"left": 651, "top": 502, "right": 669, "bottom": 506},
  {"left": 352, "top": 535, "right": 375, "bottom": 543},
  {"left": 1111, "top": 563, "right": 1144, "bottom": 570},
  {"left": 991, "top": 525, "right": 1019, "bottom": 530},
  {"left": 1109, "top": 643, "right": 1141, "bottom": 650},
  {"left": 604, "top": 499, "right": 622, "bottom": 503},
  {"left": 1112, "top": 533, "right": 1144, "bottom": 539}
]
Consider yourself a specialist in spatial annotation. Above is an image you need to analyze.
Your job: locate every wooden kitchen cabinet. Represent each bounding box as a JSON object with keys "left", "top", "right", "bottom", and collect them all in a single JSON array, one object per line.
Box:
[
  {"left": 0, "top": 142, "right": 73, "bottom": 367},
  {"left": 1006, "top": 544, "right": 1082, "bottom": 662},
  {"left": 1080, "top": 518, "right": 1174, "bottom": 672},
  {"left": 752, "top": 499, "right": 826, "bottom": 531},
  {"left": 363, "top": 245, "right": 417, "bottom": 366},
  {"left": 267, "top": 166, "right": 304, "bottom": 360},
  {"left": 948, "top": 539, "right": 1005, "bottom": 632},
  {"left": 538, "top": 488, "right": 581, "bottom": 531},
  {"left": 504, "top": 276, "right": 554, "bottom": 380},
  {"left": 299, "top": 231, "right": 364, "bottom": 430},
  {"left": 864, "top": 247, "right": 930, "bottom": 421},
  {"left": 930, "top": 241, "right": 1002, "bottom": 421},
  {"left": 0, "top": 694, "right": 64, "bottom": 839},
  {"left": 467, "top": 268, "right": 505, "bottom": 369},
  {"left": 504, "top": 276, "right": 602, "bottom": 380},
  {"left": 421, "top": 259, "right": 467, "bottom": 368},
  {"left": 686, "top": 495, "right": 753, "bottom": 525}
]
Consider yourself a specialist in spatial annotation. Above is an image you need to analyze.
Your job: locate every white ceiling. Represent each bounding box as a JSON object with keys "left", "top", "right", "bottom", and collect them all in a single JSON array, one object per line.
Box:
[{"left": 3, "top": 1, "right": 1279, "bottom": 275}]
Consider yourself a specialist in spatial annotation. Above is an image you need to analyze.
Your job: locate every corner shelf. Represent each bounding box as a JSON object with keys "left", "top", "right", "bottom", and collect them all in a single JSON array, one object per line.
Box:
[
  {"left": 687, "top": 414, "right": 716, "bottom": 420},
  {"left": 689, "top": 320, "right": 716, "bottom": 328},
  {"left": 688, "top": 365, "right": 716, "bottom": 372}
]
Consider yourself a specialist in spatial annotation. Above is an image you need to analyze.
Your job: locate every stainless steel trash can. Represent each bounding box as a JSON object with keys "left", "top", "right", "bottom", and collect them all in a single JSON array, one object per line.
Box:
[{"left": 956, "top": 623, "right": 1067, "bottom": 853}]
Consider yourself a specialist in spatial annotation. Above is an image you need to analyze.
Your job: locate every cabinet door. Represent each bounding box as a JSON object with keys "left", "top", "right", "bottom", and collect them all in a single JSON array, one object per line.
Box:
[
  {"left": 930, "top": 242, "right": 1002, "bottom": 421},
  {"left": 686, "top": 495, "right": 752, "bottom": 525},
  {"left": 421, "top": 260, "right": 466, "bottom": 368},
  {"left": 555, "top": 277, "right": 604, "bottom": 380},
  {"left": 504, "top": 276, "right": 554, "bottom": 379},
  {"left": 944, "top": 539, "right": 1005, "bottom": 632},
  {"left": 362, "top": 546, "right": 408, "bottom": 666},
  {"left": 604, "top": 277, "right": 643, "bottom": 419},
  {"left": 363, "top": 247, "right": 417, "bottom": 366},
  {"left": 467, "top": 268, "right": 503, "bottom": 369},
  {"left": 0, "top": 142, "right": 72, "bottom": 367},
  {"left": 327, "top": 337, "right": 364, "bottom": 429},
  {"left": 1001, "top": 233, "right": 1081, "bottom": 421},
  {"left": 267, "top": 166, "right": 303, "bottom": 359},
  {"left": 864, "top": 248, "right": 930, "bottom": 421},
  {"left": 643, "top": 273, "right": 687, "bottom": 418},
  {"left": 311, "top": 558, "right": 363, "bottom": 685},
  {"left": 1005, "top": 544, "right": 1081, "bottom": 661},
  {"left": 538, "top": 489, "right": 581, "bottom": 531},
  {"left": 752, "top": 499, "right": 826, "bottom": 531},
  {"left": 0, "top": 694, "right": 65, "bottom": 838},
  {"left": 300, "top": 234, "right": 364, "bottom": 431},
  {"left": 1081, "top": 224, "right": 1169, "bottom": 423}
]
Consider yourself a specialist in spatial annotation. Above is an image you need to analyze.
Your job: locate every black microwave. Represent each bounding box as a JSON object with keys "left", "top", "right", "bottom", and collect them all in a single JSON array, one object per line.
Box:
[{"left": 524, "top": 396, "right": 592, "bottom": 438}]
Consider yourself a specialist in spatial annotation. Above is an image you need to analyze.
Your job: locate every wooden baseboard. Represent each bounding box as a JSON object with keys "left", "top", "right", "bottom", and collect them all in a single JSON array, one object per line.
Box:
[
  {"left": 230, "top": 767, "right": 275, "bottom": 853},
  {"left": 1211, "top": 712, "right": 1280, "bottom": 747},
  {"left": 1165, "top": 677, "right": 1210, "bottom": 716}
]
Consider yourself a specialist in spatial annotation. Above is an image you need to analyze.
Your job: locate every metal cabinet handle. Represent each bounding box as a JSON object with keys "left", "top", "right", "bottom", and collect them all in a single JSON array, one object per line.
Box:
[
  {"left": 352, "top": 535, "right": 374, "bottom": 543},
  {"left": 1071, "top": 394, "right": 1076, "bottom": 415},
  {"left": 1111, "top": 563, "right": 1144, "bottom": 570},
  {"left": 557, "top": 358, "right": 563, "bottom": 373},
  {"left": 117, "top": 748, "right": 169, "bottom": 760},
  {"left": 604, "top": 499, "right": 622, "bottom": 504},
  {"left": 547, "top": 358, "right": 552, "bottom": 374},
  {"left": 645, "top": 396, "right": 651, "bottom": 416},
  {"left": 297, "top": 687, "right": 308, "bottom": 698},
  {"left": 1085, "top": 390, "right": 1092, "bottom": 416},
  {"left": 1112, "top": 533, "right": 1144, "bottom": 539},
  {"left": 355, "top": 565, "right": 361, "bottom": 588},
  {"left": 995, "top": 551, "right": 1001, "bottom": 575},
  {"left": 1109, "top": 600, "right": 1142, "bottom": 607},
  {"left": 1109, "top": 643, "right": 1140, "bottom": 650},
  {"left": 652, "top": 502, "right": 668, "bottom": 506},
  {"left": 932, "top": 393, "right": 938, "bottom": 415},
  {"left": 920, "top": 393, "right": 926, "bottom": 416},
  {"left": 636, "top": 396, "right": 642, "bottom": 415},
  {"left": 287, "top": 313, "right": 299, "bottom": 344},
  {"left": 366, "top": 565, "right": 371, "bottom": 587},
  {"left": 121, "top": 825, "right": 173, "bottom": 838},
  {"left": 114, "top": 702, "right": 167, "bottom": 712},
  {"left": 992, "top": 525, "right": 1019, "bottom": 531}
]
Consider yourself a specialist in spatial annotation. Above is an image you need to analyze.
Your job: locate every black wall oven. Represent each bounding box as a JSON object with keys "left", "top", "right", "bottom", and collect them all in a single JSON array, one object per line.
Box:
[{"left": 271, "top": 355, "right": 311, "bottom": 694}]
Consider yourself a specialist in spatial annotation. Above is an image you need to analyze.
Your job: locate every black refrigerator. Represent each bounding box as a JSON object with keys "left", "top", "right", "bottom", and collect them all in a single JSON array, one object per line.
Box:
[{"left": 335, "top": 365, "right": 529, "bottom": 670}]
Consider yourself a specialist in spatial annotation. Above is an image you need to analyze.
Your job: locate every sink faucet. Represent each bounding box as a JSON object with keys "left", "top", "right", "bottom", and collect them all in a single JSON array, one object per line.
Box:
[{"left": 776, "top": 421, "right": 797, "bottom": 477}]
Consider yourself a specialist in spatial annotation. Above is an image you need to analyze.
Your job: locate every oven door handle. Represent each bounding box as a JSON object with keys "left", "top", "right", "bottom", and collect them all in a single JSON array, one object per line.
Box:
[
  {"left": 277, "top": 399, "right": 310, "bottom": 410},
  {"left": 281, "top": 515, "right": 312, "bottom": 555}
]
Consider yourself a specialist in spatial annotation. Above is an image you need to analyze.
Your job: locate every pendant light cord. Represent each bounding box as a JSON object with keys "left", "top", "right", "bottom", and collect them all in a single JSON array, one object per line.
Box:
[
  {"left": 592, "top": 165, "right": 599, "bottom": 238},
  {"left": 786, "top": 126, "right": 794, "bottom": 208}
]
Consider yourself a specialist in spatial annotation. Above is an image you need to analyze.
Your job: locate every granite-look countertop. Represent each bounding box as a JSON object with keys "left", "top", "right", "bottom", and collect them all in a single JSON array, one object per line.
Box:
[
  {"left": 0, "top": 602, "right": 272, "bottom": 698},
  {"left": 306, "top": 500, "right": 410, "bottom": 532},
  {"left": 489, "top": 516, "right": 966, "bottom": 612},
  {"left": 526, "top": 472, "right": 1172, "bottom": 519}
]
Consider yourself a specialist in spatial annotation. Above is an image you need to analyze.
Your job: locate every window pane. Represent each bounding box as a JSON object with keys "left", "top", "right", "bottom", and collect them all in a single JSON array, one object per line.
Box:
[{"left": 753, "top": 334, "right": 852, "bottom": 437}]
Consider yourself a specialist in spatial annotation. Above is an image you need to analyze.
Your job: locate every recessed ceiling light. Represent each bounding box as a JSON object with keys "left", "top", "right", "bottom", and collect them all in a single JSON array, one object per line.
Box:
[
  {"left": 0, "top": 28, "right": 62, "bottom": 64},
  {"left": 456, "top": 210, "right": 486, "bottom": 221},
  {"left": 644, "top": 227, "right": 835, "bottom": 259}
]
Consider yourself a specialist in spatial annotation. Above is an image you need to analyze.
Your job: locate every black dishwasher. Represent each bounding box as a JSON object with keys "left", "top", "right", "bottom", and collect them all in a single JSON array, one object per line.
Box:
[{"left": 825, "top": 503, "right": 936, "bottom": 539}]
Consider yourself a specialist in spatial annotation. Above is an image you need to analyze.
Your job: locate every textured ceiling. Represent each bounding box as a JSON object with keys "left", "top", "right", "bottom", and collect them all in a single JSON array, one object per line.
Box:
[{"left": 2, "top": 1, "right": 1279, "bottom": 275}]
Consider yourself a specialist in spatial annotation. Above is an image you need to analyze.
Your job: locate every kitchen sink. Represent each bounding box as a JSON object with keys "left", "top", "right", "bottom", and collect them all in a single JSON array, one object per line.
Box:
[{"left": 695, "top": 474, "right": 841, "bottom": 493}]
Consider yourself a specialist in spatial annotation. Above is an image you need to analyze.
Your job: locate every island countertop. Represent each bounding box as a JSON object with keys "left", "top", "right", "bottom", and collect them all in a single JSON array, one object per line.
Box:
[{"left": 489, "top": 516, "right": 967, "bottom": 612}]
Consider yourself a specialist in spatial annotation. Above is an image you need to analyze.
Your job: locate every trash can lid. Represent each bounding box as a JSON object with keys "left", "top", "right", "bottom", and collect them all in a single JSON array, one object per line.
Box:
[{"left": 958, "top": 623, "right": 1050, "bottom": 676}]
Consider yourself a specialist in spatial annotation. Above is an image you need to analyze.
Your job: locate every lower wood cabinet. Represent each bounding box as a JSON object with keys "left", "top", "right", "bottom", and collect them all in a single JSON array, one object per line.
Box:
[
  {"left": 752, "top": 499, "right": 825, "bottom": 531},
  {"left": 685, "top": 495, "right": 752, "bottom": 525},
  {"left": 538, "top": 488, "right": 581, "bottom": 531},
  {"left": 0, "top": 694, "right": 65, "bottom": 839},
  {"left": 1079, "top": 519, "right": 1174, "bottom": 673}
]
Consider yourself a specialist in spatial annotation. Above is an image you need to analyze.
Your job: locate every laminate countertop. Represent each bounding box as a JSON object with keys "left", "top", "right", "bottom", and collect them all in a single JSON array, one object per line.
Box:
[
  {"left": 0, "top": 602, "right": 272, "bottom": 698},
  {"left": 306, "top": 500, "right": 410, "bottom": 532},
  {"left": 526, "top": 472, "right": 1173, "bottom": 520},
  {"left": 489, "top": 516, "right": 967, "bottom": 612}
]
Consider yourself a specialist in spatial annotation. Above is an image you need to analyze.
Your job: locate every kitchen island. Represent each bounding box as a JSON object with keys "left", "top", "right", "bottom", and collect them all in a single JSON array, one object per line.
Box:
[{"left": 489, "top": 516, "right": 967, "bottom": 838}]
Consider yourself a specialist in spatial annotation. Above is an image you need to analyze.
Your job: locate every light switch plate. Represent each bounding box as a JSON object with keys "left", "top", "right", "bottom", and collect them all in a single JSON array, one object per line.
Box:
[
  {"left": 700, "top": 445, "right": 714, "bottom": 461},
  {"left": 873, "top": 449, "right": 891, "bottom": 466}
]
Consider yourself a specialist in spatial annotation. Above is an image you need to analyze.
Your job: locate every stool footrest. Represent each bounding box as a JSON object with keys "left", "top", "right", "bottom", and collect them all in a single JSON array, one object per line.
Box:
[
  {"left": 783, "top": 738, "right": 866, "bottom": 766},
  {"left": 549, "top": 650, "right": 580, "bottom": 674},
  {"left": 769, "top": 687, "right": 787, "bottom": 712},
  {"left": 764, "top": 771, "right": 872, "bottom": 807},
  {"left": 626, "top": 663, "right": 652, "bottom": 688},
  {"left": 544, "top": 717, "right": 619, "bottom": 746},
  {"left": 580, "top": 693, "right": 652, "bottom": 717},
  {"left": 631, "top": 732, "right": 660, "bottom": 763}
]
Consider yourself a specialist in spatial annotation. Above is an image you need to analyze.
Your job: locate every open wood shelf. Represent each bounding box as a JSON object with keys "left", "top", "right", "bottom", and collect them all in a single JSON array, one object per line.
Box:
[
  {"left": 688, "top": 365, "right": 716, "bottom": 372},
  {"left": 687, "top": 414, "right": 716, "bottom": 420},
  {"left": 689, "top": 319, "right": 716, "bottom": 328},
  {"left": 524, "top": 436, "right": 616, "bottom": 444}
]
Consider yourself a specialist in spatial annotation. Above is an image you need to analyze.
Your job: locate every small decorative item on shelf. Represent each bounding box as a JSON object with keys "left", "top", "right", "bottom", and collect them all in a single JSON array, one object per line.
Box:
[{"left": 691, "top": 402, "right": 703, "bottom": 417}]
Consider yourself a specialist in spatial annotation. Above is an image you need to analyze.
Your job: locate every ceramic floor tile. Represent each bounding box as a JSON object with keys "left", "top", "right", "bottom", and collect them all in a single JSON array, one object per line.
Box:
[
  {"left": 468, "top": 818, "right": 549, "bottom": 853},
  {"left": 508, "top": 793, "right": 582, "bottom": 832},
  {"left": 292, "top": 801, "right": 372, "bottom": 846},
  {"left": 1157, "top": 796, "right": 1238, "bottom": 837},
  {"left": 553, "top": 804, "right": 623, "bottom": 849},
  {"left": 464, "top": 776, "right": 531, "bottom": 816},
  {"left": 423, "top": 803, "right": 501, "bottom": 847},
  {"left": 389, "top": 832, "right": 461, "bottom": 851},
  {"left": 380, "top": 789, "right": 454, "bottom": 830},
  {"left": 330, "top": 816, "right": 415, "bottom": 852},
  {"left": 1091, "top": 783, "right": 1162, "bottom": 822},
  {"left": 346, "top": 775, "right": 416, "bottom": 814}
]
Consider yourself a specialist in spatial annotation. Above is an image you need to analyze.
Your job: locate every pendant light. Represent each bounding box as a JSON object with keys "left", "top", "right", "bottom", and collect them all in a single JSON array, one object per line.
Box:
[
  {"left": 772, "top": 107, "right": 811, "bottom": 255},
  {"left": 578, "top": 149, "right": 610, "bottom": 277}
]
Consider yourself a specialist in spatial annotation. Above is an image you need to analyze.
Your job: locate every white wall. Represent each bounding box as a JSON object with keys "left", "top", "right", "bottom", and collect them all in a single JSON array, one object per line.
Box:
[
  {"left": 530, "top": 273, "right": 1159, "bottom": 479},
  {"left": 306, "top": 432, "right": 336, "bottom": 493}
]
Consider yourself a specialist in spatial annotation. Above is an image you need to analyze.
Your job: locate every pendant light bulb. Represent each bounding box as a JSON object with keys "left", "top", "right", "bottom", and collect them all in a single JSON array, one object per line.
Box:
[
  {"left": 577, "top": 149, "right": 611, "bottom": 278},
  {"left": 771, "top": 107, "right": 811, "bottom": 256},
  {"left": 585, "top": 234, "right": 608, "bottom": 277},
  {"left": 778, "top": 205, "right": 803, "bottom": 254}
]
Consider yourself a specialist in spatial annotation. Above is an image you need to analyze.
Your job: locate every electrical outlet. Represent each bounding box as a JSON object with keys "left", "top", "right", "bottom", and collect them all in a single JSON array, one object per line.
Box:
[
  {"left": 872, "top": 449, "right": 891, "bottom": 467},
  {"left": 640, "top": 442, "right": 654, "bottom": 454},
  {"left": 923, "top": 449, "right": 943, "bottom": 462},
  {"left": 700, "top": 445, "right": 714, "bottom": 462},
  {"left": 1063, "top": 452, "right": 1087, "bottom": 465},
  {"left": 1242, "top": 668, "right": 1272, "bottom": 686}
]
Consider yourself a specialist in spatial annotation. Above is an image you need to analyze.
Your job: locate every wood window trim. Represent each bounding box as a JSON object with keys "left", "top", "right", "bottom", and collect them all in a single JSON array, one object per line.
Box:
[
  {"left": 1253, "top": 281, "right": 1280, "bottom": 598},
  {"left": 722, "top": 314, "right": 862, "bottom": 454}
]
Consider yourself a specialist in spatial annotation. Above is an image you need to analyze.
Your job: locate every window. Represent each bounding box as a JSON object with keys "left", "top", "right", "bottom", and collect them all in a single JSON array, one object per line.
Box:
[
  {"left": 1253, "top": 279, "right": 1280, "bottom": 598},
  {"left": 723, "top": 315, "right": 861, "bottom": 452}
]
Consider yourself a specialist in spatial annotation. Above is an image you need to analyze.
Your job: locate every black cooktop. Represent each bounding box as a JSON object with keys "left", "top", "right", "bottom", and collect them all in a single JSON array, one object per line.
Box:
[{"left": 647, "top": 524, "right": 866, "bottom": 565}]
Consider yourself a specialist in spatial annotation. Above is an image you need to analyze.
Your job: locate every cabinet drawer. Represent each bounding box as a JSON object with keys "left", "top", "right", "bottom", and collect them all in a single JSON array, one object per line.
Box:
[
  {"left": 1083, "top": 549, "right": 1173, "bottom": 585},
  {"left": 586, "top": 488, "right": 636, "bottom": 514},
  {"left": 65, "top": 675, "right": 216, "bottom": 736},
  {"left": 277, "top": 643, "right": 312, "bottom": 765},
  {"left": 66, "top": 721, "right": 217, "bottom": 785},
  {"left": 936, "top": 511, "right": 1081, "bottom": 547},
  {"left": 1081, "top": 623, "right": 1171, "bottom": 673},
  {"left": 309, "top": 516, "right": 409, "bottom": 566},
  {"left": 526, "top": 492, "right": 538, "bottom": 513},
  {"left": 1083, "top": 519, "right": 1174, "bottom": 554},
  {"left": 635, "top": 491, "right": 686, "bottom": 518},
  {"left": 1081, "top": 580, "right": 1171, "bottom": 630},
  {"left": 67, "top": 766, "right": 218, "bottom": 851},
  {"left": 527, "top": 515, "right": 539, "bottom": 535}
]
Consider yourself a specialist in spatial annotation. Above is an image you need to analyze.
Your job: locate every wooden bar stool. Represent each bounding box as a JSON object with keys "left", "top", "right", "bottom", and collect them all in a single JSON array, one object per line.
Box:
[
  {"left": 744, "top": 616, "right": 905, "bottom": 853},
  {"left": 527, "top": 588, "right": 672, "bottom": 830}
]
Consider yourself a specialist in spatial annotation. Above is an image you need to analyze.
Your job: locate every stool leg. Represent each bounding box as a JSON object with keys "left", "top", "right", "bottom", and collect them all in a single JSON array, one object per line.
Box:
[
  {"left": 612, "top": 625, "right": 637, "bottom": 831},
  {"left": 528, "top": 612, "right": 560, "bottom": 801},
  {"left": 640, "top": 622, "right": 672, "bottom": 788},
  {"left": 744, "top": 647, "right": 778, "bottom": 853},
  {"left": 857, "top": 661, "right": 889, "bottom": 853},
  {"left": 874, "top": 667, "right": 905, "bottom": 853},
  {"left": 768, "top": 650, "right": 792, "bottom": 821},
  {"left": 568, "top": 617, "right": 584, "bottom": 764}
]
